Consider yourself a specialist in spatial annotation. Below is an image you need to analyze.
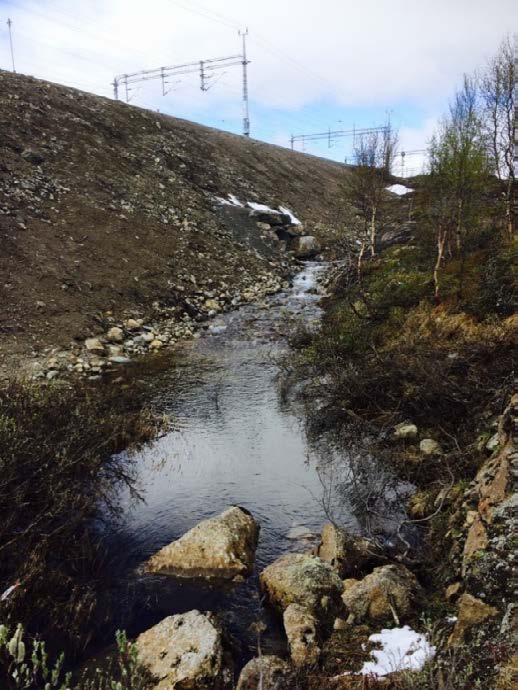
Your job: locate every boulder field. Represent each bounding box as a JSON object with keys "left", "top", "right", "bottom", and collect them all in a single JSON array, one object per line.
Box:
[{"left": 137, "top": 508, "right": 427, "bottom": 688}]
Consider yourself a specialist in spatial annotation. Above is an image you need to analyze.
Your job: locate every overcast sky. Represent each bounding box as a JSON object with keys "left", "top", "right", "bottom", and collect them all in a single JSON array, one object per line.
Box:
[{"left": 0, "top": 0, "right": 515, "bottom": 171}]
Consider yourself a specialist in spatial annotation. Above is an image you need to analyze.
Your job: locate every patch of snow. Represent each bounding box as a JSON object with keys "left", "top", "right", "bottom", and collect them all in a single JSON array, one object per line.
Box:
[
  {"left": 386, "top": 184, "right": 414, "bottom": 196},
  {"left": 279, "top": 205, "right": 301, "bottom": 225},
  {"left": 446, "top": 616, "right": 458, "bottom": 623},
  {"left": 359, "top": 626, "right": 435, "bottom": 677},
  {"left": 246, "top": 201, "right": 279, "bottom": 212},
  {"left": 214, "top": 194, "right": 244, "bottom": 207}
]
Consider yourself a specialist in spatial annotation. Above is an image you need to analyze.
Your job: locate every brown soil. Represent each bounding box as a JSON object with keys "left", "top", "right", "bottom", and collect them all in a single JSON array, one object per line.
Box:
[{"left": 0, "top": 70, "right": 346, "bottom": 374}]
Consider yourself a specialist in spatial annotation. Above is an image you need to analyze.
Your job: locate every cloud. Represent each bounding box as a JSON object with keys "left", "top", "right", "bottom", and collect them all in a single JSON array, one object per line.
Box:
[{"left": 0, "top": 0, "right": 514, "bottom": 147}]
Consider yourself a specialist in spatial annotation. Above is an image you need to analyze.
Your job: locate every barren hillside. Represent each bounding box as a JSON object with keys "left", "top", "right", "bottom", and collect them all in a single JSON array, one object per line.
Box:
[{"left": 0, "top": 70, "right": 346, "bottom": 371}]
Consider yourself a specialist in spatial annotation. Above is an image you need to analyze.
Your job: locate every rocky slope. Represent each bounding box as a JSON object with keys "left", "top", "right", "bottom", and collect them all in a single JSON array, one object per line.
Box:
[{"left": 0, "top": 70, "right": 346, "bottom": 378}]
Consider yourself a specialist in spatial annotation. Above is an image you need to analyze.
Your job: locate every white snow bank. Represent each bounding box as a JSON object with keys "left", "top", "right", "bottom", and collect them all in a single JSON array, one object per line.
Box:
[
  {"left": 386, "top": 184, "right": 414, "bottom": 196},
  {"left": 359, "top": 626, "right": 435, "bottom": 677},
  {"left": 246, "top": 201, "right": 277, "bottom": 212},
  {"left": 279, "top": 205, "right": 301, "bottom": 225},
  {"left": 248, "top": 201, "right": 301, "bottom": 224},
  {"left": 216, "top": 196, "right": 301, "bottom": 224},
  {"left": 215, "top": 194, "right": 244, "bottom": 207}
]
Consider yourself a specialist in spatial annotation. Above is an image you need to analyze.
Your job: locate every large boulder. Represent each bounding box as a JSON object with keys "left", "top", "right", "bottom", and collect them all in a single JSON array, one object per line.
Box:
[
  {"left": 290, "top": 235, "right": 320, "bottom": 259},
  {"left": 283, "top": 604, "right": 320, "bottom": 667},
  {"left": 146, "top": 507, "right": 259, "bottom": 580},
  {"left": 236, "top": 656, "right": 293, "bottom": 690},
  {"left": 342, "top": 564, "right": 423, "bottom": 624},
  {"left": 260, "top": 553, "right": 343, "bottom": 626},
  {"left": 317, "top": 523, "right": 385, "bottom": 578},
  {"left": 136, "top": 610, "right": 232, "bottom": 690},
  {"left": 249, "top": 209, "right": 291, "bottom": 226}
]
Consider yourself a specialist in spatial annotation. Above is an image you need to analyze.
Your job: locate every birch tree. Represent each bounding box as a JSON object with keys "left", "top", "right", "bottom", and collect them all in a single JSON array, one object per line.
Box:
[
  {"left": 427, "top": 76, "right": 490, "bottom": 299},
  {"left": 344, "top": 124, "right": 397, "bottom": 270},
  {"left": 479, "top": 36, "right": 515, "bottom": 238}
]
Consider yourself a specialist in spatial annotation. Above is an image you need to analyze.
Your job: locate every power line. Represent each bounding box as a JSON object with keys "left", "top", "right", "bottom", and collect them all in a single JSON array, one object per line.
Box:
[{"left": 113, "top": 43, "right": 251, "bottom": 137}]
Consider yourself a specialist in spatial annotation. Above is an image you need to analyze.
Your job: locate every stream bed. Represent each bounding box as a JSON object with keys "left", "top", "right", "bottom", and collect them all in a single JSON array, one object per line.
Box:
[{"left": 105, "top": 262, "right": 362, "bottom": 662}]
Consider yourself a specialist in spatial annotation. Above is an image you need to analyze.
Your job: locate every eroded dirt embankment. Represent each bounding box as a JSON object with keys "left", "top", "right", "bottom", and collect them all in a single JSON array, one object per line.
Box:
[{"left": 0, "top": 69, "right": 346, "bottom": 378}]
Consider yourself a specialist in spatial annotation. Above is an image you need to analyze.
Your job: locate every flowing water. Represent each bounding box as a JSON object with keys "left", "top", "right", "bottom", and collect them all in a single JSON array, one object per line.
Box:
[{"left": 106, "top": 262, "right": 406, "bottom": 663}]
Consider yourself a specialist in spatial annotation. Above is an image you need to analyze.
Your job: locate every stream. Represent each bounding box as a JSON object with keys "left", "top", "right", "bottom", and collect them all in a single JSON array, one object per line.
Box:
[{"left": 105, "top": 262, "right": 401, "bottom": 664}]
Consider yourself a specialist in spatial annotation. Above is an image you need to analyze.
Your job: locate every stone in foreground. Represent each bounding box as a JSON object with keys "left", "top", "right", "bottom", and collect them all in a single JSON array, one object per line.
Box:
[
  {"left": 260, "top": 553, "right": 343, "bottom": 625},
  {"left": 283, "top": 603, "right": 321, "bottom": 667},
  {"left": 342, "top": 564, "right": 423, "bottom": 624},
  {"left": 236, "top": 656, "right": 293, "bottom": 690},
  {"left": 136, "top": 610, "right": 232, "bottom": 690},
  {"left": 146, "top": 506, "right": 259, "bottom": 580}
]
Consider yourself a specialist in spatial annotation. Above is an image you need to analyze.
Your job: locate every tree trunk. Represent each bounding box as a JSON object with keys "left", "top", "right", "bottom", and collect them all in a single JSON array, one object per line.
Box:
[
  {"left": 455, "top": 199, "right": 463, "bottom": 253},
  {"left": 369, "top": 206, "right": 377, "bottom": 257},
  {"left": 357, "top": 241, "right": 366, "bottom": 281},
  {"left": 505, "top": 177, "right": 514, "bottom": 239},
  {"left": 434, "top": 227, "right": 447, "bottom": 302}
]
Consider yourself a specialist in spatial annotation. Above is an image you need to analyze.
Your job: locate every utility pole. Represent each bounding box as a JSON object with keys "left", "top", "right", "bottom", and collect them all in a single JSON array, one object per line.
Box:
[
  {"left": 112, "top": 76, "right": 119, "bottom": 100},
  {"left": 200, "top": 60, "right": 207, "bottom": 91},
  {"left": 7, "top": 18, "right": 15, "bottom": 73},
  {"left": 239, "top": 28, "right": 250, "bottom": 137}
]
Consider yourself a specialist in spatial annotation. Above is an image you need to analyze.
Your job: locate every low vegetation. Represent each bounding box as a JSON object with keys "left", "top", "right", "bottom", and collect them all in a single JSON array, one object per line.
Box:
[
  {"left": 0, "top": 379, "right": 160, "bottom": 660},
  {"left": 0, "top": 624, "right": 151, "bottom": 690}
]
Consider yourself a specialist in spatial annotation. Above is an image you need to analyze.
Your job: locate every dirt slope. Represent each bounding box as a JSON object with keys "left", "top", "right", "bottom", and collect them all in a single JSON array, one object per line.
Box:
[{"left": 0, "top": 70, "right": 346, "bottom": 371}]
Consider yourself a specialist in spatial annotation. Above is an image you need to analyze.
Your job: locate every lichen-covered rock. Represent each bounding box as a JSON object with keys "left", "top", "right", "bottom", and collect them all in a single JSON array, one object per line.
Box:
[
  {"left": 342, "top": 564, "right": 423, "bottom": 624},
  {"left": 84, "top": 337, "right": 105, "bottom": 354},
  {"left": 448, "top": 593, "right": 498, "bottom": 646},
  {"left": 260, "top": 553, "right": 343, "bottom": 625},
  {"left": 106, "top": 326, "right": 124, "bottom": 343},
  {"left": 146, "top": 506, "right": 259, "bottom": 580},
  {"left": 419, "top": 438, "right": 443, "bottom": 455},
  {"left": 317, "top": 523, "right": 384, "bottom": 578},
  {"left": 136, "top": 610, "right": 232, "bottom": 690},
  {"left": 392, "top": 422, "right": 418, "bottom": 440},
  {"left": 283, "top": 604, "right": 320, "bottom": 667},
  {"left": 236, "top": 656, "right": 293, "bottom": 690}
]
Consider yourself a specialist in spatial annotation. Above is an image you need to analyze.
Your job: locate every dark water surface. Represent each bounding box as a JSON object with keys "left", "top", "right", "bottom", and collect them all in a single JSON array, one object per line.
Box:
[{"left": 107, "top": 263, "right": 348, "bottom": 661}]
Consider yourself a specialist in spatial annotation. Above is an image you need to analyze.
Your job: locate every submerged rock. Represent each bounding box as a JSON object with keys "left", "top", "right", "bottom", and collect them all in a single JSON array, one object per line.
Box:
[
  {"left": 342, "top": 564, "right": 423, "bottom": 624},
  {"left": 145, "top": 506, "right": 259, "bottom": 580},
  {"left": 283, "top": 603, "right": 321, "bottom": 667},
  {"left": 236, "top": 655, "right": 293, "bottom": 690},
  {"left": 136, "top": 610, "right": 232, "bottom": 690},
  {"left": 317, "top": 522, "right": 384, "bottom": 578},
  {"left": 260, "top": 553, "right": 343, "bottom": 626}
]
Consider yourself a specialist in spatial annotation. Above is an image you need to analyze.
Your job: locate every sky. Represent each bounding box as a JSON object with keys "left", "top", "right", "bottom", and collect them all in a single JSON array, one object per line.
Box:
[{"left": 0, "top": 0, "right": 515, "bottom": 173}]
